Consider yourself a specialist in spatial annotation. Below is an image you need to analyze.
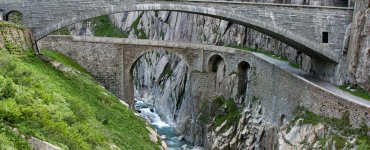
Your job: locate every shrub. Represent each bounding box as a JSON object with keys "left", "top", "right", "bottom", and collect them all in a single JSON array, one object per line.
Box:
[{"left": 0, "top": 76, "right": 16, "bottom": 100}]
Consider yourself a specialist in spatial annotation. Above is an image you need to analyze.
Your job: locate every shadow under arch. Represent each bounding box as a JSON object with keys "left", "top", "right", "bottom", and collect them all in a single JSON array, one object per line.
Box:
[
  {"left": 129, "top": 50, "right": 191, "bottom": 75},
  {"left": 5, "top": 10, "right": 23, "bottom": 24},
  {"left": 207, "top": 54, "right": 226, "bottom": 94},
  {"left": 207, "top": 54, "right": 226, "bottom": 73},
  {"left": 237, "top": 61, "right": 250, "bottom": 100}
]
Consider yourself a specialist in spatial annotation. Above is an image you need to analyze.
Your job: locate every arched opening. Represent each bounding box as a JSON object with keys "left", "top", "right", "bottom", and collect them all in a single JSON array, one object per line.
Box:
[
  {"left": 5, "top": 11, "right": 23, "bottom": 24},
  {"left": 208, "top": 54, "right": 226, "bottom": 93},
  {"left": 279, "top": 114, "right": 286, "bottom": 126},
  {"left": 208, "top": 55, "right": 225, "bottom": 73},
  {"left": 334, "top": 0, "right": 350, "bottom": 7},
  {"left": 130, "top": 50, "right": 191, "bottom": 149},
  {"left": 237, "top": 61, "right": 250, "bottom": 99}
]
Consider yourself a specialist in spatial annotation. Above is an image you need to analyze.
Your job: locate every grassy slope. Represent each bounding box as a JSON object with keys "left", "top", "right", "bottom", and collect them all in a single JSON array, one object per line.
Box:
[{"left": 0, "top": 49, "right": 159, "bottom": 149}]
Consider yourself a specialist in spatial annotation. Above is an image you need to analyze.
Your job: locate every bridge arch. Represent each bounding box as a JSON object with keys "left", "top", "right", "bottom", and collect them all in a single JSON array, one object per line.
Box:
[
  {"left": 207, "top": 54, "right": 227, "bottom": 93},
  {"left": 128, "top": 49, "right": 191, "bottom": 106},
  {"left": 21, "top": 3, "right": 343, "bottom": 62},
  {"left": 129, "top": 49, "right": 191, "bottom": 76},
  {"left": 207, "top": 54, "right": 226, "bottom": 74},
  {"left": 237, "top": 61, "right": 250, "bottom": 99},
  {"left": 4, "top": 10, "right": 23, "bottom": 24}
]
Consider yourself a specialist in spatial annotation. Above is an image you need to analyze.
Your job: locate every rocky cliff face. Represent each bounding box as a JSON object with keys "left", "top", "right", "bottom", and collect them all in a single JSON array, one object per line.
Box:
[
  {"left": 133, "top": 51, "right": 189, "bottom": 125},
  {"left": 345, "top": 0, "right": 370, "bottom": 91},
  {"left": 108, "top": 10, "right": 312, "bottom": 71}
]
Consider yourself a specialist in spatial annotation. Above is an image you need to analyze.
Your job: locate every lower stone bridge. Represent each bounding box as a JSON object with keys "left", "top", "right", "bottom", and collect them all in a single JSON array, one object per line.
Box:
[{"left": 38, "top": 35, "right": 369, "bottom": 127}]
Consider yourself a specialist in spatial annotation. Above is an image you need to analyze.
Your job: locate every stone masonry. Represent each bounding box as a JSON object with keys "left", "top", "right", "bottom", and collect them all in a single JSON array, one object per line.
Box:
[
  {"left": 38, "top": 35, "right": 370, "bottom": 127},
  {"left": 0, "top": 0, "right": 353, "bottom": 63}
]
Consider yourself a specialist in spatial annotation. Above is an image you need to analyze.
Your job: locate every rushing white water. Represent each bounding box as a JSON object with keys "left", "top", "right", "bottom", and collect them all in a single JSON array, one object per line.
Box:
[
  {"left": 135, "top": 99, "right": 193, "bottom": 150},
  {"left": 140, "top": 108, "right": 170, "bottom": 128}
]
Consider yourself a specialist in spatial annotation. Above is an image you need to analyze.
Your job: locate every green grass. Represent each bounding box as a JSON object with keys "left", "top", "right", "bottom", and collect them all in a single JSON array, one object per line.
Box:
[
  {"left": 338, "top": 84, "right": 370, "bottom": 101},
  {"left": 51, "top": 27, "right": 71, "bottom": 35},
  {"left": 40, "top": 50, "right": 89, "bottom": 74},
  {"left": 0, "top": 123, "right": 31, "bottom": 150},
  {"left": 294, "top": 106, "right": 370, "bottom": 149},
  {"left": 0, "top": 49, "right": 160, "bottom": 149},
  {"left": 288, "top": 62, "right": 300, "bottom": 68},
  {"left": 214, "top": 98, "right": 240, "bottom": 128},
  {"left": 90, "top": 16, "right": 128, "bottom": 38},
  {"left": 0, "top": 21, "right": 25, "bottom": 29},
  {"left": 199, "top": 96, "right": 241, "bottom": 131},
  {"left": 226, "top": 45, "right": 300, "bottom": 68}
]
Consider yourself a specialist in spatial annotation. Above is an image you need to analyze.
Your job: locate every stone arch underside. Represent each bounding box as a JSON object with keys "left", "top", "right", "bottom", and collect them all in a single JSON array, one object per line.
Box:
[
  {"left": 129, "top": 49, "right": 192, "bottom": 76},
  {"left": 129, "top": 49, "right": 191, "bottom": 122},
  {"left": 0, "top": 1, "right": 351, "bottom": 62}
]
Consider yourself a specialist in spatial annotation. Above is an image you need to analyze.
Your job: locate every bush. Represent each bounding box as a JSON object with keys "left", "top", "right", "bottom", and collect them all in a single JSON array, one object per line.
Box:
[
  {"left": 0, "top": 98, "right": 22, "bottom": 123},
  {"left": 0, "top": 49, "right": 160, "bottom": 149},
  {"left": 0, "top": 76, "right": 16, "bottom": 100}
]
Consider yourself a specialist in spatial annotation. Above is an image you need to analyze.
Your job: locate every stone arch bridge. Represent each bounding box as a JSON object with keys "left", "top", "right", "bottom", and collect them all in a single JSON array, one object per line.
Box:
[
  {"left": 0, "top": 0, "right": 353, "bottom": 63},
  {"left": 38, "top": 35, "right": 370, "bottom": 127}
]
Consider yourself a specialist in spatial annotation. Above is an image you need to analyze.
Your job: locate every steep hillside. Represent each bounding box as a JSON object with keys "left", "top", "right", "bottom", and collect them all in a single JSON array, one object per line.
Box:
[{"left": 0, "top": 21, "right": 163, "bottom": 150}]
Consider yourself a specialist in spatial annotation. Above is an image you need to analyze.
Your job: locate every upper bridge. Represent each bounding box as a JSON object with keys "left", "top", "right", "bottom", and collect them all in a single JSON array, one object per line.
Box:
[{"left": 0, "top": 0, "right": 353, "bottom": 63}]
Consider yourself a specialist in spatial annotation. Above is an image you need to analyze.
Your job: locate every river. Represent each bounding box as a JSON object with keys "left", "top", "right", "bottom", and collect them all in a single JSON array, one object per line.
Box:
[{"left": 135, "top": 100, "right": 193, "bottom": 150}]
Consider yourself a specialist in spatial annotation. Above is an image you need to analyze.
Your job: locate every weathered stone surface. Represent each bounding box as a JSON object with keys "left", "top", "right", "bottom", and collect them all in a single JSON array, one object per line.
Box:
[
  {"left": 38, "top": 35, "right": 370, "bottom": 130},
  {"left": 0, "top": 22, "right": 33, "bottom": 55},
  {"left": 62, "top": 0, "right": 354, "bottom": 88},
  {"left": 133, "top": 51, "right": 189, "bottom": 124},
  {"left": 28, "top": 137, "right": 62, "bottom": 150},
  {"left": 0, "top": 0, "right": 353, "bottom": 63},
  {"left": 345, "top": 0, "right": 370, "bottom": 92}
]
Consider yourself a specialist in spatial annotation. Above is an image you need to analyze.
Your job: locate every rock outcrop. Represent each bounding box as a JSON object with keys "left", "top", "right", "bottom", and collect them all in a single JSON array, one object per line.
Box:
[
  {"left": 133, "top": 50, "right": 189, "bottom": 125},
  {"left": 345, "top": 0, "right": 370, "bottom": 91}
]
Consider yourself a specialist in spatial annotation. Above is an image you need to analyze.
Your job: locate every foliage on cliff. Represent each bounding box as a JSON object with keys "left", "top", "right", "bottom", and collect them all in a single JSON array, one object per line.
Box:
[
  {"left": 199, "top": 96, "right": 241, "bottom": 131},
  {"left": 293, "top": 106, "right": 370, "bottom": 149},
  {"left": 52, "top": 15, "right": 128, "bottom": 38}
]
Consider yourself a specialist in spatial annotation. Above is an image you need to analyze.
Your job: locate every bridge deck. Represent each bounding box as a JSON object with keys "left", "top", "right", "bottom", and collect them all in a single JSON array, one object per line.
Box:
[
  {"left": 255, "top": 53, "right": 370, "bottom": 107},
  {"left": 186, "top": 0, "right": 354, "bottom": 9}
]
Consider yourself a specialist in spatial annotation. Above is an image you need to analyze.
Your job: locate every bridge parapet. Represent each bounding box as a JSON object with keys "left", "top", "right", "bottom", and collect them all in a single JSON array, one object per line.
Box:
[{"left": 0, "top": 0, "right": 353, "bottom": 62}]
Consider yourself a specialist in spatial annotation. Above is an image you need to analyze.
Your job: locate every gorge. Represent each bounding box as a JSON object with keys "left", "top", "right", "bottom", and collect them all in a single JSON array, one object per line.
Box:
[{"left": 1, "top": 0, "right": 370, "bottom": 149}]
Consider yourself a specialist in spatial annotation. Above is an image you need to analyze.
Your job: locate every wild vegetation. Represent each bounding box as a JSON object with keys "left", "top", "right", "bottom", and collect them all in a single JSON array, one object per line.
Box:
[
  {"left": 225, "top": 45, "right": 300, "bottom": 68},
  {"left": 200, "top": 96, "right": 241, "bottom": 132},
  {"left": 338, "top": 84, "right": 370, "bottom": 101},
  {"left": 293, "top": 106, "right": 370, "bottom": 149},
  {"left": 52, "top": 15, "right": 128, "bottom": 38},
  {"left": 0, "top": 49, "right": 162, "bottom": 149},
  {"left": 0, "top": 21, "right": 161, "bottom": 149}
]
